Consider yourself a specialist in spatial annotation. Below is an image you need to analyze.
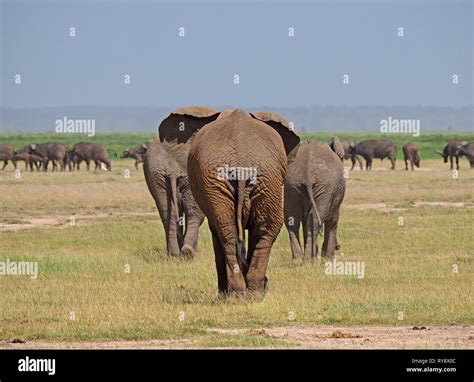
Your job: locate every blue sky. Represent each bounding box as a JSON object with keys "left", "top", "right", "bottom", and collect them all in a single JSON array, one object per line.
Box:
[{"left": 1, "top": 0, "right": 472, "bottom": 108}]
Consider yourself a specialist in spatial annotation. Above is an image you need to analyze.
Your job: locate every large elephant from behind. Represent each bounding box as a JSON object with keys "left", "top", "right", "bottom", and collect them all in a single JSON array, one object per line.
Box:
[
  {"left": 187, "top": 109, "right": 300, "bottom": 297},
  {"left": 144, "top": 106, "right": 220, "bottom": 258},
  {"left": 284, "top": 139, "right": 346, "bottom": 263}
]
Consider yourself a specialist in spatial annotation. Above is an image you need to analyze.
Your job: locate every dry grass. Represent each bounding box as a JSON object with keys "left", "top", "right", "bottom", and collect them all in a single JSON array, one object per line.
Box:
[{"left": 0, "top": 158, "right": 473, "bottom": 346}]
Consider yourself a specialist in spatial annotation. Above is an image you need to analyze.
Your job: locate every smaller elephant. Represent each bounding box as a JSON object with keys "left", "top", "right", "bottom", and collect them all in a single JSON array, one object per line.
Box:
[
  {"left": 122, "top": 144, "right": 148, "bottom": 170},
  {"left": 341, "top": 140, "right": 363, "bottom": 170},
  {"left": 349, "top": 139, "right": 396, "bottom": 170},
  {"left": 402, "top": 143, "right": 420, "bottom": 171},
  {"left": 284, "top": 138, "right": 346, "bottom": 263}
]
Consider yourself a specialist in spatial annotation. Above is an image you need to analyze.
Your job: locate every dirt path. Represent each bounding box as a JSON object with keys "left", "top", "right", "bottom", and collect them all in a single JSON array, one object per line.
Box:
[{"left": 1, "top": 325, "right": 472, "bottom": 349}]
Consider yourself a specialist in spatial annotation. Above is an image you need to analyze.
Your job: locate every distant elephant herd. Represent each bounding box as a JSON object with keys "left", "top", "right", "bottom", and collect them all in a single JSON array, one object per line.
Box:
[{"left": 1, "top": 106, "right": 473, "bottom": 298}]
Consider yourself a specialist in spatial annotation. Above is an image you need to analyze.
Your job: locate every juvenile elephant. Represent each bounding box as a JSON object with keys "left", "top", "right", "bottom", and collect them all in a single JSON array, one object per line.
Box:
[
  {"left": 284, "top": 139, "right": 345, "bottom": 263},
  {"left": 402, "top": 143, "right": 420, "bottom": 171},
  {"left": 187, "top": 109, "right": 300, "bottom": 297},
  {"left": 144, "top": 106, "right": 220, "bottom": 258},
  {"left": 341, "top": 140, "right": 363, "bottom": 170},
  {"left": 350, "top": 139, "right": 396, "bottom": 170}
]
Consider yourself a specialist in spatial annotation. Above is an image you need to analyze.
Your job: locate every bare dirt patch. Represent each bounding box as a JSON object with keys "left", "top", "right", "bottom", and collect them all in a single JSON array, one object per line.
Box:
[
  {"left": 1, "top": 325, "right": 472, "bottom": 349},
  {"left": 0, "top": 211, "right": 157, "bottom": 232},
  {"left": 207, "top": 325, "right": 474, "bottom": 349}
]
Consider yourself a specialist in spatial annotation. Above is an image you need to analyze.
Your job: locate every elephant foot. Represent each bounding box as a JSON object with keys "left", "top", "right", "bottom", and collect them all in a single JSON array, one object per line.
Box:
[
  {"left": 180, "top": 244, "right": 196, "bottom": 259},
  {"left": 292, "top": 257, "right": 303, "bottom": 266}
]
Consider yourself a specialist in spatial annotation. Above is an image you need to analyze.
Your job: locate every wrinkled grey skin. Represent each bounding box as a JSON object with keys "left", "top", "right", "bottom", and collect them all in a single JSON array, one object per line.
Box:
[
  {"left": 144, "top": 106, "right": 219, "bottom": 258},
  {"left": 14, "top": 146, "right": 42, "bottom": 171},
  {"left": 284, "top": 138, "right": 346, "bottom": 263},
  {"left": 458, "top": 142, "right": 474, "bottom": 168},
  {"left": 122, "top": 144, "right": 148, "bottom": 170},
  {"left": 349, "top": 139, "right": 396, "bottom": 170},
  {"left": 402, "top": 143, "right": 420, "bottom": 171},
  {"left": 28, "top": 143, "right": 68, "bottom": 171},
  {"left": 341, "top": 140, "right": 363, "bottom": 170},
  {"left": 436, "top": 139, "right": 466, "bottom": 170},
  {"left": 0, "top": 144, "right": 17, "bottom": 170},
  {"left": 187, "top": 109, "right": 300, "bottom": 298},
  {"left": 69, "top": 142, "right": 111, "bottom": 171}
]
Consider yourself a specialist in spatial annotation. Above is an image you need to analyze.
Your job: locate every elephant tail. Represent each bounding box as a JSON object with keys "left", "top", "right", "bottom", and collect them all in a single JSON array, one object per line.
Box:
[
  {"left": 235, "top": 179, "right": 248, "bottom": 273},
  {"left": 305, "top": 183, "right": 322, "bottom": 235},
  {"left": 170, "top": 175, "right": 180, "bottom": 224}
]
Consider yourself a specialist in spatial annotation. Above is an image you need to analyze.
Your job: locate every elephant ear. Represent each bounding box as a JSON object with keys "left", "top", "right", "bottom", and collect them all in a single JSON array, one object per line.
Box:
[
  {"left": 329, "top": 136, "right": 345, "bottom": 160},
  {"left": 159, "top": 106, "right": 220, "bottom": 145},
  {"left": 250, "top": 111, "right": 300, "bottom": 164}
]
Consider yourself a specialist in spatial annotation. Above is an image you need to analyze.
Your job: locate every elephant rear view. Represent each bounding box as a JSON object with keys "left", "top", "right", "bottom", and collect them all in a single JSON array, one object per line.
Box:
[
  {"left": 187, "top": 109, "right": 300, "bottom": 298},
  {"left": 144, "top": 106, "right": 220, "bottom": 258},
  {"left": 352, "top": 139, "right": 396, "bottom": 170},
  {"left": 284, "top": 139, "right": 346, "bottom": 263}
]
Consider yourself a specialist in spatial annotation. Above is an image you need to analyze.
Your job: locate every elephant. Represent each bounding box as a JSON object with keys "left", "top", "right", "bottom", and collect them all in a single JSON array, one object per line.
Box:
[
  {"left": 284, "top": 138, "right": 346, "bottom": 264},
  {"left": 69, "top": 142, "right": 111, "bottom": 171},
  {"left": 0, "top": 144, "right": 17, "bottom": 170},
  {"left": 436, "top": 139, "right": 466, "bottom": 170},
  {"left": 349, "top": 139, "right": 396, "bottom": 170},
  {"left": 28, "top": 143, "right": 68, "bottom": 171},
  {"left": 402, "top": 143, "right": 420, "bottom": 171},
  {"left": 121, "top": 144, "right": 148, "bottom": 170},
  {"left": 187, "top": 109, "right": 300, "bottom": 297},
  {"left": 341, "top": 140, "right": 363, "bottom": 170},
  {"left": 144, "top": 106, "right": 220, "bottom": 258},
  {"left": 458, "top": 142, "right": 474, "bottom": 168}
]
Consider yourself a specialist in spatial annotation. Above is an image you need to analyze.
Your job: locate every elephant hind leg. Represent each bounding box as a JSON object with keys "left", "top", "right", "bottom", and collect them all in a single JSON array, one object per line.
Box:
[{"left": 321, "top": 215, "right": 339, "bottom": 262}]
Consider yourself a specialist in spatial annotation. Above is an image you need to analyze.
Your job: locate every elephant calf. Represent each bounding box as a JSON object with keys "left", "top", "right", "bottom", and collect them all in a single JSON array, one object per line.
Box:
[
  {"left": 284, "top": 139, "right": 346, "bottom": 263},
  {"left": 402, "top": 143, "right": 420, "bottom": 171},
  {"left": 188, "top": 109, "right": 300, "bottom": 297}
]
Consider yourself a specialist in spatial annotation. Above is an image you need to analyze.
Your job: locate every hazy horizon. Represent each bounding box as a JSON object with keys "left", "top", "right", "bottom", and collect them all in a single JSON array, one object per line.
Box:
[{"left": 2, "top": 0, "right": 473, "bottom": 109}]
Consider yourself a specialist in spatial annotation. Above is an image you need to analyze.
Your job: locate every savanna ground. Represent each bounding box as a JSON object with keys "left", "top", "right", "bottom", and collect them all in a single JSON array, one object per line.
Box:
[{"left": 0, "top": 132, "right": 473, "bottom": 348}]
